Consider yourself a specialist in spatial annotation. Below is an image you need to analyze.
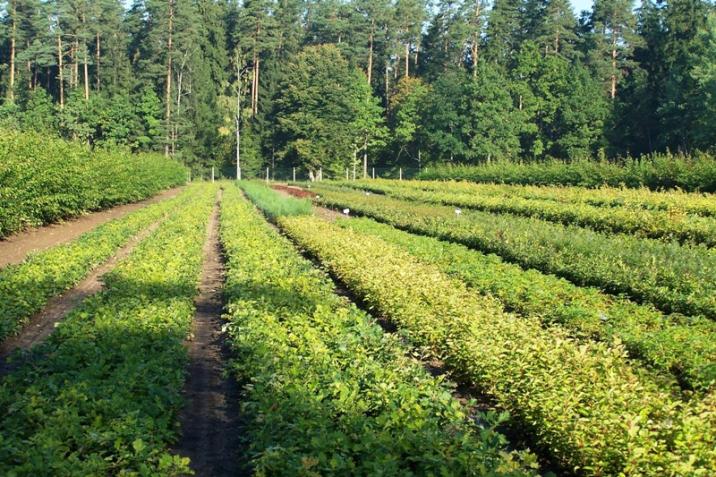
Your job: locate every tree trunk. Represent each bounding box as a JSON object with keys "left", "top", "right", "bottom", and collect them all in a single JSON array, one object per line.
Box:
[
  {"left": 58, "top": 35, "right": 65, "bottom": 108},
  {"left": 236, "top": 63, "right": 242, "bottom": 181},
  {"left": 9, "top": 1, "right": 16, "bottom": 101},
  {"left": 83, "top": 50, "right": 90, "bottom": 101},
  {"left": 96, "top": 32, "right": 101, "bottom": 91},
  {"left": 165, "top": 0, "right": 175, "bottom": 157},
  {"left": 73, "top": 40, "right": 79, "bottom": 89},
  {"left": 254, "top": 55, "right": 260, "bottom": 115},
  {"left": 363, "top": 136, "right": 368, "bottom": 178},
  {"left": 405, "top": 42, "right": 409, "bottom": 78},
  {"left": 367, "top": 24, "right": 374, "bottom": 85},
  {"left": 384, "top": 58, "right": 390, "bottom": 107},
  {"left": 610, "top": 34, "right": 617, "bottom": 99}
]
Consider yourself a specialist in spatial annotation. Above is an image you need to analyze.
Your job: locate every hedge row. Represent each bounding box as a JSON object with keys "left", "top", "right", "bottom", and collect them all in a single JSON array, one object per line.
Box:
[
  {"left": 222, "top": 184, "right": 538, "bottom": 475},
  {"left": 280, "top": 214, "right": 716, "bottom": 475},
  {"left": 0, "top": 130, "right": 187, "bottom": 238},
  {"left": 329, "top": 180, "right": 716, "bottom": 247},
  {"left": 0, "top": 184, "right": 216, "bottom": 475},
  {"left": 339, "top": 217, "right": 716, "bottom": 391},
  {"left": 0, "top": 189, "right": 191, "bottom": 344},
  {"left": 315, "top": 188, "right": 716, "bottom": 320},
  {"left": 384, "top": 179, "right": 716, "bottom": 218},
  {"left": 416, "top": 154, "right": 716, "bottom": 192}
]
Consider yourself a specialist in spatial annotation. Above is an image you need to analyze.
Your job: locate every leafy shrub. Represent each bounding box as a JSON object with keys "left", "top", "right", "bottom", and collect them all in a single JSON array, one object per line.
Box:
[
  {"left": 0, "top": 189, "right": 192, "bottom": 344},
  {"left": 315, "top": 188, "right": 716, "bottom": 320},
  {"left": 0, "top": 129, "right": 187, "bottom": 238},
  {"left": 222, "top": 185, "right": 538, "bottom": 475},
  {"left": 0, "top": 184, "right": 216, "bottom": 475},
  {"left": 329, "top": 180, "right": 716, "bottom": 247},
  {"left": 417, "top": 153, "right": 716, "bottom": 192},
  {"left": 280, "top": 215, "right": 716, "bottom": 475},
  {"left": 339, "top": 216, "right": 716, "bottom": 391}
]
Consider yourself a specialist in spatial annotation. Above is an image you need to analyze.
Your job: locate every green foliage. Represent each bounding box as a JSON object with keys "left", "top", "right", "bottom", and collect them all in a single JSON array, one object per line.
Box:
[
  {"left": 280, "top": 214, "right": 716, "bottom": 475},
  {"left": 333, "top": 179, "right": 716, "bottom": 247},
  {"left": 338, "top": 214, "right": 716, "bottom": 391},
  {"left": 238, "top": 181, "right": 312, "bottom": 218},
  {"left": 0, "top": 184, "right": 216, "bottom": 475},
  {"left": 274, "top": 44, "right": 385, "bottom": 176},
  {"left": 0, "top": 129, "right": 187, "bottom": 238},
  {"left": 314, "top": 187, "right": 716, "bottom": 319},
  {"left": 220, "top": 185, "right": 539, "bottom": 476},
  {"left": 0, "top": 189, "right": 190, "bottom": 344},
  {"left": 418, "top": 153, "right": 716, "bottom": 192}
]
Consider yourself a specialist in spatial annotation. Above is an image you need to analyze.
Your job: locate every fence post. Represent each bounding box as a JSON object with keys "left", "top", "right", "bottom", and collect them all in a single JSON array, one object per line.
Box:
[
  {"left": 346, "top": 168, "right": 349, "bottom": 180},
  {"left": 293, "top": 167, "right": 296, "bottom": 182},
  {"left": 372, "top": 167, "right": 375, "bottom": 179},
  {"left": 211, "top": 166, "right": 215, "bottom": 183},
  {"left": 399, "top": 168, "right": 402, "bottom": 181},
  {"left": 266, "top": 167, "right": 269, "bottom": 183}
]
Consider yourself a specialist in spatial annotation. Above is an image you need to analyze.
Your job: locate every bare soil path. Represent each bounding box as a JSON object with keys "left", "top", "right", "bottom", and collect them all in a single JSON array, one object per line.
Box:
[
  {"left": 0, "top": 187, "right": 183, "bottom": 268},
  {"left": 176, "top": 190, "right": 245, "bottom": 476},
  {"left": 0, "top": 219, "right": 164, "bottom": 376}
]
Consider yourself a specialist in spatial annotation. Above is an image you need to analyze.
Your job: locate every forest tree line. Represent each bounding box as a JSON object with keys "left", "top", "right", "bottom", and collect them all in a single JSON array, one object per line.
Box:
[{"left": 1, "top": 0, "right": 715, "bottom": 178}]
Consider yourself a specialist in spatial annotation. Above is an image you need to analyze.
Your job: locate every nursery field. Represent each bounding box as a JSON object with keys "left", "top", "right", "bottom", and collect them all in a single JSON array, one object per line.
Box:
[{"left": 1, "top": 178, "right": 714, "bottom": 476}]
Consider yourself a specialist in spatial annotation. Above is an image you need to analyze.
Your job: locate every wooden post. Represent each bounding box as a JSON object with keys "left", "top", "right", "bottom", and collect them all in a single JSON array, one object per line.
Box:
[
  {"left": 211, "top": 166, "right": 215, "bottom": 183},
  {"left": 293, "top": 167, "right": 296, "bottom": 182},
  {"left": 372, "top": 167, "right": 375, "bottom": 179},
  {"left": 266, "top": 167, "right": 269, "bottom": 183},
  {"left": 399, "top": 168, "right": 402, "bottom": 181}
]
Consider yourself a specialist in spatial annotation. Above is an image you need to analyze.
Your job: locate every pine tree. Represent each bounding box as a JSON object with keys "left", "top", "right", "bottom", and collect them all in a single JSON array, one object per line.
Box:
[
  {"left": 589, "top": 0, "right": 640, "bottom": 99},
  {"left": 484, "top": 0, "right": 524, "bottom": 68}
]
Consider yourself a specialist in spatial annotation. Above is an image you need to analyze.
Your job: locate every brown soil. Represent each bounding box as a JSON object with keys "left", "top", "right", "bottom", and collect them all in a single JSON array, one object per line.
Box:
[
  {"left": 175, "top": 190, "right": 246, "bottom": 477},
  {"left": 0, "top": 187, "right": 183, "bottom": 269},
  {"left": 0, "top": 219, "right": 164, "bottom": 376},
  {"left": 271, "top": 183, "right": 316, "bottom": 198}
]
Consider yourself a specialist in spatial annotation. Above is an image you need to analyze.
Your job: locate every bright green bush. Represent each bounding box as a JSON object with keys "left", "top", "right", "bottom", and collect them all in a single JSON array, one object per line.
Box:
[
  {"left": 0, "top": 184, "right": 216, "bottom": 475},
  {"left": 417, "top": 154, "right": 716, "bottom": 192},
  {"left": 0, "top": 129, "right": 187, "bottom": 238},
  {"left": 329, "top": 180, "right": 716, "bottom": 247},
  {"left": 223, "top": 185, "right": 538, "bottom": 475},
  {"left": 237, "top": 180, "right": 312, "bottom": 218},
  {"left": 379, "top": 179, "right": 716, "bottom": 218},
  {"left": 315, "top": 188, "right": 716, "bottom": 320},
  {"left": 339, "top": 216, "right": 716, "bottom": 391},
  {"left": 280, "top": 215, "right": 716, "bottom": 475},
  {"left": 0, "top": 189, "right": 192, "bottom": 344}
]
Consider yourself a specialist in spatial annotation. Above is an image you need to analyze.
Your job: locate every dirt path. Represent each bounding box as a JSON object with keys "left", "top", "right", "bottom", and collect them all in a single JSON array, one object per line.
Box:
[
  {"left": 0, "top": 187, "right": 183, "bottom": 268},
  {"left": 176, "top": 190, "right": 245, "bottom": 477},
  {"left": 0, "top": 219, "right": 164, "bottom": 376}
]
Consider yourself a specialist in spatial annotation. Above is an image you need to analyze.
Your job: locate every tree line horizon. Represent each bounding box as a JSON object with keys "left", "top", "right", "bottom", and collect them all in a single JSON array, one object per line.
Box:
[{"left": 1, "top": 0, "right": 714, "bottom": 178}]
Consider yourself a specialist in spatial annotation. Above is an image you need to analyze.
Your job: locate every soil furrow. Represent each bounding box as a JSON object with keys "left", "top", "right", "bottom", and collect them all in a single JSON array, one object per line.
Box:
[
  {"left": 0, "top": 187, "right": 183, "bottom": 268},
  {"left": 0, "top": 219, "right": 165, "bottom": 375},
  {"left": 176, "top": 189, "right": 245, "bottom": 477}
]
